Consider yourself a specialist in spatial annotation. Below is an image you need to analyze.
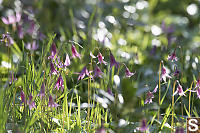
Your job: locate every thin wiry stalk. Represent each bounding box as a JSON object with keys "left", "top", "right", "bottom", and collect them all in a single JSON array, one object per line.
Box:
[
  {"left": 158, "top": 61, "right": 162, "bottom": 121},
  {"left": 171, "top": 81, "right": 176, "bottom": 132},
  {"left": 189, "top": 81, "right": 193, "bottom": 115}
]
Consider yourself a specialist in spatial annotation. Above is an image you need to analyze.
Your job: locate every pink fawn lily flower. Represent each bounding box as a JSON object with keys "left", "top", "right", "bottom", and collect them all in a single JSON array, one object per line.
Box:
[
  {"left": 39, "top": 83, "right": 45, "bottom": 99},
  {"left": 55, "top": 75, "right": 64, "bottom": 92},
  {"left": 97, "top": 52, "right": 107, "bottom": 65},
  {"left": 173, "top": 81, "right": 185, "bottom": 96},
  {"left": 195, "top": 79, "right": 200, "bottom": 89},
  {"left": 78, "top": 66, "right": 93, "bottom": 80},
  {"left": 48, "top": 43, "right": 57, "bottom": 60},
  {"left": 25, "top": 41, "right": 39, "bottom": 51},
  {"left": 90, "top": 51, "right": 96, "bottom": 58},
  {"left": 1, "top": 12, "right": 21, "bottom": 25},
  {"left": 168, "top": 50, "right": 178, "bottom": 62},
  {"left": 48, "top": 95, "right": 58, "bottom": 108},
  {"left": 94, "top": 66, "right": 104, "bottom": 78},
  {"left": 161, "top": 64, "right": 171, "bottom": 82},
  {"left": 17, "top": 24, "right": 24, "bottom": 39},
  {"left": 110, "top": 52, "right": 119, "bottom": 69},
  {"left": 64, "top": 53, "right": 71, "bottom": 67},
  {"left": 50, "top": 61, "right": 57, "bottom": 75},
  {"left": 124, "top": 64, "right": 135, "bottom": 78},
  {"left": 139, "top": 119, "right": 148, "bottom": 132},
  {"left": 152, "top": 85, "right": 158, "bottom": 93},
  {"left": 1, "top": 32, "right": 14, "bottom": 47},
  {"left": 196, "top": 88, "right": 200, "bottom": 99},
  {"left": 27, "top": 95, "right": 36, "bottom": 110},
  {"left": 145, "top": 91, "right": 154, "bottom": 104},
  {"left": 21, "top": 90, "right": 25, "bottom": 104},
  {"left": 71, "top": 45, "right": 81, "bottom": 59}
]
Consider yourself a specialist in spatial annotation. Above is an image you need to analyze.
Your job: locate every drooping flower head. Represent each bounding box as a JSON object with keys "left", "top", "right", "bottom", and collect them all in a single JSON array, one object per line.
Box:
[
  {"left": 48, "top": 43, "right": 57, "bottom": 60},
  {"left": 97, "top": 52, "right": 107, "bottom": 65},
  {"left": 78, "top": 66, "right": 93, "bottom": 80},
  {"left": 161, "top": 63, "right": 171, "bottom": 82},
  {"left": 64, "top": 53, "right": 71, "bottom": 67},
  {"left": 48, "top": 95, "right": 58, "bottom": 108},
  {"left": 168, "top": 49, "right": 178, "bottom": 62},
  {"left": 39, "top": 83, "right": 45, "bottom": 99},
  {"left": 173, "top": 81, "right": 185, "bottom": 96},
  {"left": 71, "top": 45, "right": 81, "bottom": 59},
  {"left": 94, "top": 66, "right": 104, "bottom": 78},
  {"left": 50, "top": 61, "right": 57, "bottom": 75},
  {"left": 27, "top": 95, "right": 36, "bottom": 110},
  {"left": 55, "top": 75, "right": 64, "bottom": 92},
  {"left": 145, "top": 91, "right": 154, "bottom": 104},
  {"left": 174, "top": 67, "right": 180, "bottom": 77},
  {"left": 110, "top": 52, "right": 119, "bottom": 69},
  {"left": 152, "top": 85, "right": 158, "bottom": 93},
  {"left": 21, "top": 90, "right": 25, "bottom": 104},
  {"left": 196, "top": 87, "right": 200, "bottom": 99},
  {"left": 195, "top": 79, "right": 200, "bottom": 89},
  {"left": 139, "top": 119, "right": 148, "bottom": 132},
  {"left": 25, "top": 41, "right": 39, "bottom": 51},
  {"left": 124, "top": 64, "right": 135, "bottom": 78},
  {"left": 90, "top": 51, "right": 96, "bottom": 59},
  {"left": 1, "top": 12, "right": 21, "bottom": 25},
  {"left": 1, "top": 32, "right": 14, "bottom": 47}
]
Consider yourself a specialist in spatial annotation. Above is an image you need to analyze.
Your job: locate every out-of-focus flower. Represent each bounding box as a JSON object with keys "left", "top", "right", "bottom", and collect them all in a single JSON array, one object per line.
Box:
[
  {"left": 55, "top": 57, "right": 64, "bottom": 68},
  {"left": 71, "top": 45, "right": 81, "bottom": 59},
  {"left": 196, "top": 88, "right": 200, "bottom": 99},
  {"left": 195, "top": 79, "right": 200, "bottom": 89},
  {"left": 1, "top": 32, "right": 14, "bottom": 47},
  {"left": 96, "top": 126, "right": 106, "bottom": 133},
  {"left": 168, "top": 50, "right": 178, "bottom": 62},
  {"left": 39, "top": 83, "right": 45, "bottom": 99},
  {"left": 90, "top": 51, "right": 96, "bottom": 58},
  {"left": 21, "top": 90, "right": 25, "bottom": 104},
  {"left": 139, "top": 119, "right": 148, "bottom": 132},
  {"left": 50, "top": 61, "right": 57, "bottom": 75},
  {"left": 94, "top": 66, "right": 104, "bottom": 78},
  {"left": 27, "top": 20, "right": 35, "bottom": 35},
  {"left": 190, "top": 79, "right": 200, "bottom": 99},
  {"left": 48, "top": 43, "right": 57, "bottom": 60},
  {"left": 78, "top": 66, "right": 93, "bottom": 80},
  {"left": 97, "top": 52, "right": 107, "bottom": 65},
  {"left": 107, "top": 87, "right": 113, "bottom": 96},
  {"left": 175, "top": 127, "right": 184, "bottom": 133},
  {"left": 64, "top": 54, "right": 71, "bottom": 67},
  {"left": 38, "top": 31, "right": 46, "bottom": 41},
  {"left": 27, "top": 95, "right": 36, "bottom": 110},
  {"left": 150, "top": 45, "right": 157, "bottom": 56},
  {"left": 55, "top": 75, "right": 64, "bottom": 92},
  {"left": 161, "top": 64, "right": 171, "bottom": 82},
  {"left": 110, "top": 52, "right": 119, "bottom": 69},
  {"left": 145, "top": 91, "right": 154, "bottom": 104},
  {"left": 152, "top": 85, "right": 158, "bottom": 93},
  {"left": 17, "top": 24, "right": 24, "bottom": 39},
  {"left": 173, "top": 81, "right": 185, "bottom": 96},
  {"left": 174, "top": 67, "right": 180, "bottom": 77},
  {"left": 25, "top": 41, "right": 38, "bottom": 51},
  {"left": 124, "top": 64, "right": 135, "bottom": 78},
  {"left": 1, "top": 12, "right": 21, "bottom": 25},
  {"left": 161, "top": 21, "right": 174, "bottom": 34},
  {"left": 48, "top": 95, "right": 58, "bottom": 108}
]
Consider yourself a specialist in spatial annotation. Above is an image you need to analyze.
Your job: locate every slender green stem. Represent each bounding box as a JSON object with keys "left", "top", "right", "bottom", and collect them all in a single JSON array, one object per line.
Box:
[
  {"left": 171, "top": 81, "right": 176, "bottom": 132},
  {"left": 158, "top": 61, "right": 162, "bottom": 121}
]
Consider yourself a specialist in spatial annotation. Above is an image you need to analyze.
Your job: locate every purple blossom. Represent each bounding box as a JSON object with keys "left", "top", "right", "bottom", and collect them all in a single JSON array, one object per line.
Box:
[
  {"left": 175, "top": 127, "right": 184, "bottom": 133},
  {"left": 94, "top": 66, "right": 104, "bottom": 78},
  {"left": 168, "top": 50, "right": 178, "bottom": 62},
  {"left": 48, "top": 43, "right": 57, "bottom": 60},
  {"left": 27, "top": 20, "right": 35, "bottom": 35},
  {"left": 25, "top": 41, "right": 39, "bottom": 51},
  {"left": 21, "top": 90, "right": 25, "bottom": 104},
  {"left": 50, "top": 61, "right": 57, "bottom": 75},
  {"left": 17, "top": 24, "right": 24, "bottom": 39},
  {"left": 124, "top": 64, "right": 135, "bottom": 78},
  {"left": 173, "top": 81, "right": 185, "bottom": 96},
  {"left": 145, "top": 91, "right": 154, "bottom": 104},
  {"left": 55, "top": 57, "right": 64, "bottom": 68},
  {"left": 38, "top": 31, "right": 46, "bottom": 41},
  {"left": 1, "top": 12, "right": 21, "bottom": 25},
  {"left": 71, "top": 45, "right": 81, "bottom": 59},
  {"left": 107, "top": 87, "right": 113, "bottom": 96},
  {"left": 196, "top": 88, "right": 200, "bottom": 99},
  {"left": 152, "top": 85, "right": 158, "bottom": 93},
  {"left": 161, "top": 21, "right": 174, "bottom": 34},
  {"left": 78, "top": 66, "right": 93, "bottom": 80},
  {"left": 110, "top": 52, "right": 119, "bottom": 69},
  {"left": 55, "top": 75, "right": 64, "bottom": 92},
  {"left": 90, "top": 51, "right": 96, "bottom": 58},
  {"left": 64, "top": 54, "right": 71, "bottom": 67},
  {"left": 195, "top": 79, "right": 200, "bottom": 89},
  {"left": 39, "top": 83, "right": 45, "bottom": 99},
  {"left": 150, "top": 45, "right": 157, "bottom": 56},
  {"left": 161, "top": 64, "right": 171, "bottom": 82},
  {"left": 1, "top": 32, "right": 14, "bottom": 47},
  {"left": 190, "top": 79, "right": 200, "bottom": 99},
  {"left": 96, "top": 126, "right": 106, "bottom": 133},
  {"left": 48, "top": 95, "right": 58, "bottom": 108},
  {"left": 27, "top": 95, "right": 36, "bottom": 110},
  {"left": 97, "top": 52, "right": 107, "bottom": 65},
  {"left": 140, "top": 119, "right": 148, "bottom": 132},
  {"left": 174, "top": 68, "right": 180, "bottom": 77}
]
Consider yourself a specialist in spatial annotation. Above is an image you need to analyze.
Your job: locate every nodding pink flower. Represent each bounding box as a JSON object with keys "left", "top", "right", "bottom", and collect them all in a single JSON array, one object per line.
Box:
[
  {"left": 175, "top": 127, "right": 184, "bottom": 133},
  {"left": 27, "top": 20, "right": 35, "bottom": 35},
  {"left": 48, "top": 95, "right": 58, "bottom": 108},
  {"left": 168, "top": 50, "right": 178, "bottom": 62},
  {"left": 9, "top": 72, "right": 17, "bottom": 84},
  {"left": 124, "top": 64, "right": 135, "bottom": 78},
  {"left": 90, "top": 51, "right": 96, "bottom": 58},
  {"left": 140, "top": 119, "right": 148, "bottom": 132},
  {"left": 64, "top": 54, "right": 71, "bottom": 67},
  {"left": 190, "top": 79, "right": 200, "bottom": 99},
  {"left": 27, "top": 95, "right": 36, "bottom": 110},
  {"left": 50, "top": 61, "right": 57, "bottom": 75},
  {"left": 145, "top": 91, "right": 154, "bottom": 104},
  {"left": 55, "top": 57, "right": 64, "bottom": 68},
  {"left": 17, "top": 25, "right": 24, "bottom": 39},
  {"left": 38, "top": 31, "right": 46, "bottom": 41},
  {"left": 55, "top": 75, "right": 64, "bottom": 92},
  {"left": 161, "top": 64, "right": 171, "bottom": 82},
  {"left": 1, "top": 32, "right": 14, "bottom": 47},
  {"left": 161, "top": 21, "right": 174, "bottom": 34},
  {"left": 152, "top": 85, "right": 158, "bottom": 93},
  {"left": 97, "top": 52, "right": 107, "bottom": 65},
  {"left": 25, "top": 41, "right": 39, "bottom": 51},
  {"left": 196, "top": 88, "right": 200, "bottom": 99},
  {"left": 1, "top": 12, "right": 21, "bottom": 25},
  {"left": 195, "top": 79, "right": 200, "bottom": 89},
  {"left": 48, "top": 43, "right": 57, "bottom": 60},
  {"left": 78, "top": 66, "right": 93, "bottom": 80},
  {"left": 21, "top": 90, "right": 25, "bottom": 104},
  {"left": 110, "top": 52, "right": 119, "bottom": 69},
  {"left": 173, "top": 81, "right": 185, "bottom": 96},
  {"left": 71, "top": 45, "right": 81, "bottom": 59},
  {"left": 94, "top": 66, "right": 104, "bottom": 78},
  {"left": 39, "top": 83, "right": 45, "bottom": 99}
]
